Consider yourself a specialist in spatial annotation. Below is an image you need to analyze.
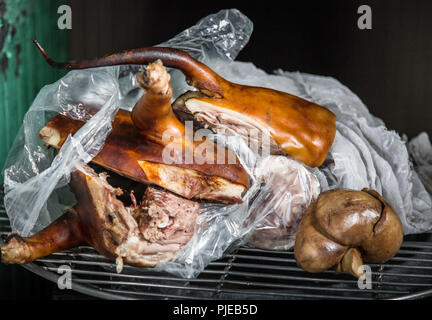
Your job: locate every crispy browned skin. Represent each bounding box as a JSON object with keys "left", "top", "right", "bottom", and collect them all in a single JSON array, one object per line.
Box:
[
  {"left": 294, "top": 189, "right": 404, "bottom": 278},
  {"left": 131, "top": 60, "right": 185, "bottom": 141},
  {"left": 1, "top": 61, "right": 248, "bottom": 266},
  {"left": 1, "top": 170, "right": 106, "bottom": 264},
  {"left": 1, "top": 210, "right": 84, "bottom": 264},
  {"left": 33, "top": 40, "right": 336, "bottom": 167},
  {"left": 39, "top": 61, "right": 249, "bottom": 202},
  {"left": 182, "top": 85, "right": 336, "bottom": 167},
  {"left": 41, "top": 110, "right": 246, "bottom": 185}
]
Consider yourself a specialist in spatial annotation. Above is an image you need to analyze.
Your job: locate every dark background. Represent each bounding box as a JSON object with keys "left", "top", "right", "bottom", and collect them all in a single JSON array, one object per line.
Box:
[{"left": 2, "top": 0, "right": 432, "bottom": 299}]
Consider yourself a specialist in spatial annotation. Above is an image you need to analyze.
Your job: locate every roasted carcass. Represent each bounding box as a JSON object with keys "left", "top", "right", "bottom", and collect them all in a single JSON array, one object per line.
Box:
[
  {"left": 294, "top": 189, "right": 404, "bottom": 278},
  {"left": 1, "top": 61, "right": 249, "bottom": 270},
  {"left": 1, "top": 39, "right": 340, "bottom": 273},
  {"left": 39, "top": 61, "right": 248, "bottom": 204},
  {"left": 1, "top": 165, "right": 200, "bottom": 271},
  {"left": 33, "top": 41, "right": 337, "bottom": 167}
]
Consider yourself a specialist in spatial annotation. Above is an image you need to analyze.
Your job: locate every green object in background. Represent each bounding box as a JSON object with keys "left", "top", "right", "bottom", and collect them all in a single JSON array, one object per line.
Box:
[
  {"left": 0, "top": 0, "right": 68, "bottom": 298},
  {"left": 0, "top": 0, "right": 68, "bottom": 182}
]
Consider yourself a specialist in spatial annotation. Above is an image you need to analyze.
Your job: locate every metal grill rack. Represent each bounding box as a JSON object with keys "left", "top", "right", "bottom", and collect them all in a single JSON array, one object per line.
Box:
[{"left": 1, "top": 187, "right": 432, "bottom": 300}]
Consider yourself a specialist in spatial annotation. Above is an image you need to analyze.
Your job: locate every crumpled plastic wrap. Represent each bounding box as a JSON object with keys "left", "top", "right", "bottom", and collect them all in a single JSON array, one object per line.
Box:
[
  {"left": 153, "top": 136, "right": 322, "bottom": 277},
  {"left": 247, "top": 156, "right": 320, "bottom": 251},
  {"left": 208, "top": 61, "right": 432, "bottom": 235},
  {"left": 408, "top": 132, "right": 432, "bottom": 196},
  {"left": 2, "top": 8, "right": 432, "bottom": 279},
  {"left": 4, "top": 67, "right": 121, "bottom": 236}
]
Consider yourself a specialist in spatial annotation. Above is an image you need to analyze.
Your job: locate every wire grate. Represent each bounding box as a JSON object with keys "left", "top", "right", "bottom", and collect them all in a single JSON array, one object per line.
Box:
[{"left": 1, "top": 186, "right": 432, "bottom": 300}]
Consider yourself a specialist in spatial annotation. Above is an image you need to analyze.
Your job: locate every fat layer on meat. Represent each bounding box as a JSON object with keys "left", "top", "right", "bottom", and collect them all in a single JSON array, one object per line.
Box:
[{"left": 173, "top": 91, "right": 283, "bottom": 155}]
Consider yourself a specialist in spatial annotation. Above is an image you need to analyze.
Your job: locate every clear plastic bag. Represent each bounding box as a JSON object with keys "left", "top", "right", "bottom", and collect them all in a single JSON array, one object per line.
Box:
[
  {"left": 3, "top": 9, "right": 278, "bottom": 279},
  {"left": 153, "top": 136, "right": 322, "bottom": 277},
  {"left": 246, "top": 156, "right": 320, "bottom": 251},
  {"left": 4, "top": 66, "right": 121, "bottom": 236}
]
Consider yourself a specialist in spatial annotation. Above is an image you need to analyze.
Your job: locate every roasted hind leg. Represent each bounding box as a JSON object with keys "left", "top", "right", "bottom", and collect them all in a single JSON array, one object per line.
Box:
[
  {"left": 1, "top": 209, "right": 84, "bottom": 264},
  {"left": 33, "top": 41, "right": 336, "bottom": 167}
]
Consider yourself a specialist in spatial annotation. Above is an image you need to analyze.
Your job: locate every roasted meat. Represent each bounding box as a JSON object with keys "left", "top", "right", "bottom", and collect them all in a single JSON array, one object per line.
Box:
[
  {"left": 1, "top": 60, "right": 250, "bottom": 271},
  {"left": 1, "top": 165, "right": 200, "bottom": 271},
  {"left": 33, "top": 42, "right": 336, "bottom": 167},
  {"left": 134, "top": 187, "right": 199, "bottom": 245},
  {"left": 294, "top": 189, "right": 404, "bottom": 278},
  {"left": 39, "top": 61, "right": 249, "bottom": 204}
]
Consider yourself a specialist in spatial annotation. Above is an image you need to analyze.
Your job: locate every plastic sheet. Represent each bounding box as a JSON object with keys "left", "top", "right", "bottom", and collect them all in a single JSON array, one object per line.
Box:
[
  {"left": 153, "top": 136, "right": 322, "bottom": 277},
  {"left": 247, "top": 156, "right": 320, "bottom": 251},
  {"left": 4, "top": 67, "right": 121, "bottom": 236},
  {"left": 2, "top": 8, "right": 432, "bottom": 280},
  {"left": 208, "top": 60, "right": 432, "bottom": 235},
  {"left": 408, "top": 132, "right": 432, "bottom": 195}
]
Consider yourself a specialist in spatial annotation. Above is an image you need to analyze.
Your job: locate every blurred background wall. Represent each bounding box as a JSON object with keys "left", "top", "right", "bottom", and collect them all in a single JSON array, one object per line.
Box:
[{"left": 1, "top": 0, "right": 431, "bottom": 299}]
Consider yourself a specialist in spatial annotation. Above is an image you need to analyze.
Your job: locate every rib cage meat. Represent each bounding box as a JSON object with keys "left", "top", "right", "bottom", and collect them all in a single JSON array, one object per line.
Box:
[{"left": 1, "top": 165, "right": 201, "bottom": 271}]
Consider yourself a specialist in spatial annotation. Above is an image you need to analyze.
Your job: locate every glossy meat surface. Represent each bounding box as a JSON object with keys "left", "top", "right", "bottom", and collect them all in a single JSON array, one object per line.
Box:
[
  {"left": 294, "top": 189, "right": 404, "bottom": 278},
  {"left": 34, "top": 43, "right": 336, "bottom": 167}
]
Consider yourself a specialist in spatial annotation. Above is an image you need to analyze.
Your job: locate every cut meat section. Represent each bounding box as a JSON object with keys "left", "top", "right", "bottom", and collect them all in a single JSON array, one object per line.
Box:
[{"left": 1, "top": 165, "right": 201, "bottom": 271}]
